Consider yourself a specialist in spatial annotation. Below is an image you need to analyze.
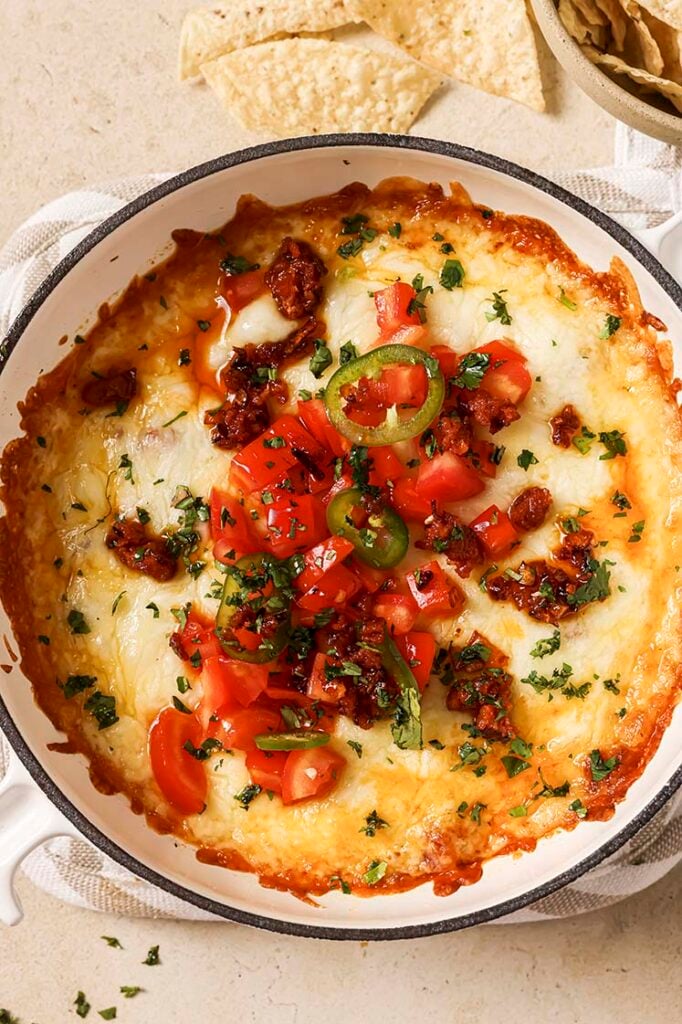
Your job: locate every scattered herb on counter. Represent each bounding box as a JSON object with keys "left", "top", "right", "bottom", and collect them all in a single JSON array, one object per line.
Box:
[
  {"left": 75, "top": 991, "right": 91, "bottom": 1018},
  {"left": 101, "top": 935, "right": 122, "bottom": 949},
  {"left": 142, "top": 945, "right": 160, "bottom": 966}
]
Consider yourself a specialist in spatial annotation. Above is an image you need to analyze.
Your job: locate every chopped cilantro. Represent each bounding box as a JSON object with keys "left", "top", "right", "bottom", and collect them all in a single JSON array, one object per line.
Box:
[
  {"left": 530, "top": 629, "right": 560, "bottom": 659},
  {"left": 347, "top": 739, "right": 363, "bottom": 758},
  {"left": 67, "top": 609, "right": 90, "bottom": 634},
  {"left": 309, "top": 339, "right": 333, "bottom": 379},
  {"left": 598, "top": 430, "right": 627, "bottom": 460},
  {"left": 388, "top": 222, "right": 402, "bottom": 238},
  {"left": 439, "top": 258, "right": 465, "bottom": 290},
  {"left": 220, "top": 253, "right": 260, "bottom": 275},
  {"left": 84, "top": 691, "right": 119, "bottom": 730},
  {"left": 485, "top": 290, "right": 511, "bottom": 325},
  {"left": 569, "top": 798, "right": 587, "bottom": 818},
  {"left": 142, "top": 944, "right": 160, "bottom": 966},
  {"left": 339, "top": 340, "right": 358, "bottom": 365},
  {"left": 360, "top": 809, "right": 390, "bottom": 837},
  {"left": 517, "top": 449, "right": 538, "bottom": 471},
  {"left": 61, "top": 674, "right": 96, "bottom": 699},
  {"left": 589, "top": 749, "right": 619, "bottom": 781},
  {"left": 599, "top": 314, "right": 621, "bottom": 338},
  {"left": 558, "top": 287, "right": 577, "bottom": 310},
  {"left": 451, "top": 351, "right": 490, "bottom": 390},
  {"left": 234, "top": 783, "right": 262, "bottom": 809}
]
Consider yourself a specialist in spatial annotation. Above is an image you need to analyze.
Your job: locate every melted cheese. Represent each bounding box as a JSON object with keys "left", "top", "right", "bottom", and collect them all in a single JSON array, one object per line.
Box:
[{"left": 2, "top": 179, "right": 681, "bottom": 895}]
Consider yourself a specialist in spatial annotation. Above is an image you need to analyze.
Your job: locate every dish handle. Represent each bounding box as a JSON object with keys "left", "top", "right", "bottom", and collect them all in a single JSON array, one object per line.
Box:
[
  {"left": 0, "top": 744, "right": 79, "bottom": 925},
  {"left": 636, "top": 211, "right": 682, "bottom": 284}
]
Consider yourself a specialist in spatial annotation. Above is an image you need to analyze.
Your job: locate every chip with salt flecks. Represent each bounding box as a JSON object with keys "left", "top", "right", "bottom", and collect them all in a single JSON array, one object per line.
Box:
[
  {"left": 179, "top": 0, "right": 359, "bottom": 80},
  {"left": 200, "top": 38, "right": 443, "bottom": 137},
  {"left": 345, "top": 0, "right": 544, "bottom": 111}
]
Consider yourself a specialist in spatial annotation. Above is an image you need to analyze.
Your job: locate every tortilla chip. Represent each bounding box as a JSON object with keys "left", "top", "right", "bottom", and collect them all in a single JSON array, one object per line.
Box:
[
  {"left": 345, "top": 0, "right": 545, "bottom": 111},
  {"left": 558, "top": 0, "right": 610, "bottom": 46},
  {"left": 595, "top": 0, "right": 631, "bottom": 47},
  {"left": 640, "top": 8, "right": 682, "bottom": 81},
  {"left": 572, "top": 0, "right": 610, "bottom": 26},
  {"left": 584, "top": 44, "right": 682, "bottom": 108},
  {"left": 179, "top": 0, "right": 358, "bottom": 80},
  {"left": 618, "top": 1, "right": 665, "bottom": 73},
  {"left": 633, "top": 0, "right": 682, "bottom": 30},
  {"left": 201, "top": 38, "right": 444, "bottom": 136}
]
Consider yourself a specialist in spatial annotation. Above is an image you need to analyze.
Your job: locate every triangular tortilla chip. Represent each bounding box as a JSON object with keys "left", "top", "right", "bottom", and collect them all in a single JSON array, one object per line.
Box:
[
  {"left": 179, "top": 0, "right": 358, "bottom": 80},
  {"left": 201, "top": 38, "right": 443, "bottom": 136},
  {"left": 346, "top": 0, "right": 544, "bottom": 110}
]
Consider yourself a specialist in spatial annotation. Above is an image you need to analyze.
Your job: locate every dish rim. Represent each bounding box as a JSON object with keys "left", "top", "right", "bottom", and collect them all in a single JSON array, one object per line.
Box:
[{"left": 0, "top": 132, "right": 680, "bottom": 940}]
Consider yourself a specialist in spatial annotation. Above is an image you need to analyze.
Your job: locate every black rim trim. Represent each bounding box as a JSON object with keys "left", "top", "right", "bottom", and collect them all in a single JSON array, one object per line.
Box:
[{"left": 0, "top": 133, "right": 680, "bottom": 940}]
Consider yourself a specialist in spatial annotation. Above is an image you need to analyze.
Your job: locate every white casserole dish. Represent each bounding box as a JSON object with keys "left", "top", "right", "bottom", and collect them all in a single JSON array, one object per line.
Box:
[{"left": 0, "top": 135, "right": 680, "bottom": 938}]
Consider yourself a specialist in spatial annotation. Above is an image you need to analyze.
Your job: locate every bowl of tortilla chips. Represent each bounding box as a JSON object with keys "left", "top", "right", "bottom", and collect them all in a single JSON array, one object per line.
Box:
[{"left": 531, "top": 0, "right": 682, "bottom": 142}]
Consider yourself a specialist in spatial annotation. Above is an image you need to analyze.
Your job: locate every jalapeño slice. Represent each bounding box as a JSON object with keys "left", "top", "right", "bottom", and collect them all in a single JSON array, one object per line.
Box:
[
  {"left": 326, "top": 487, "right": 409, "bottom": 569},
  {"left": 324, "top": 343, "right": 445, "bottom": 446},
  {"left": 216, "top": 552, "right": 290, "bottom": 663},
  {"left": 255, "top": 730, "right": 330, "bottom": 751}
]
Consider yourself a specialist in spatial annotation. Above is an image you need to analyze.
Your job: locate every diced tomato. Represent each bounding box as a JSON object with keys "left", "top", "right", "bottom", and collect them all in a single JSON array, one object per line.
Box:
[
  {"left": 395, "top": 631, "right": 436, "bottom": 691},
  {"left": 372, "top": 591, "right": 419, "bottom": 635},
  {"left": 369, "top": 446, "right": 404, "bottom": 489},
  {"left": 474, "top": 340, "right": 532, "bottom": 405},
  {"left": 470, "top": 504, "right": 519, "bottom": 556},
  {"left": 406, "top": 560, "right": 464, "bottom": 617},
  {"left": 220, "top": 269, "right": 266, "bottom": 313},
  {"left": 209, "top": 488, "right": 258, "bottom": 557},
  {"left": 245, "top": 748, "right": 288, "bottom": 794},
  {"left": 345, "top": 403, "right": 386, "bottom": 427},
  {"left": 350, "top": 558, "right": 385, "bottom": 594},
  {"left": 230, "top": 415, "right": 327, "bottom": 494},
  {"left": 213, "top": 537, "right": 240, "bottom": 564},
  {"left": 211, "top": 707, "right": 282, "bottom": 752},
  {"left": 377, "top": 324, "right": 429, "bottom": 348},
  {"left": 281, "top": 747, "right": 346, "bottom": 805},
  {"left": 380, "top": 365, "right": 428, "bottom": 407},
  {"left": 296, "top": 535, "right": 355, "bottom": 593},
  {"left": 149, "top": 708, "right": 207, "bottom": 815},
  {"left": 374, "top": 282, "right": 422, "bottom": 336},
  {"left": 178, "top": 614, "right": 222, "bottom": 665},
  {"left": 390, "top": 476, "right": 433, "bottom": 521},
  {"left": 264, "top": 687, "right": 315, "bottom": 705},
  {"left": 297, "top": 399, "right": 349, "bottom": 457},
  {"left": 307, "top": 651, "right": 345, "bottom": 703},
  {"left": 468, "top": 440, "right": 501, "bottom": 479},
  {"left": 263, "top": 493, "right": 327, "bottom": 558},
  {"left": 416, "top": 451, "right": 485, "bottom": 503},
  {"left": 230, "top": 627, "right": 264, "bottom": 653},
  {"left": 429, "top": 344, "right": 459, "bottom": 379},
  {"left": 202, "top": 657, "right": 269, "bottom": 716},
  {"left": 321, "top": 473, "right": 353, "bottom": 509},
  {"left": 297, "top": 563, "right": 362, "bottom": 612}
]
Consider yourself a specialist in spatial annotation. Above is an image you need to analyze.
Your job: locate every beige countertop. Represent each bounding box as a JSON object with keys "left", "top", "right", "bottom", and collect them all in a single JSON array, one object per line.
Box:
[{"left": 0, "top": 3, "right": 680, "bottom": 1022}]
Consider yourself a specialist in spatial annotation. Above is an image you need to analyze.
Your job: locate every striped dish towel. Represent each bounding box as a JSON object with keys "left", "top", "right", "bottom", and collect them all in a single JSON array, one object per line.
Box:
[{"left": 0, "top": 126, "right": 680, "bottom": 923}]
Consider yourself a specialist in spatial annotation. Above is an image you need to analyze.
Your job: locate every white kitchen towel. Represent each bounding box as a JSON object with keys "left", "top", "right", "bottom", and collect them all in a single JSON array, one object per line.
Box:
[{"left": 0, "top": 125, "right": 680, "bottom": 924}]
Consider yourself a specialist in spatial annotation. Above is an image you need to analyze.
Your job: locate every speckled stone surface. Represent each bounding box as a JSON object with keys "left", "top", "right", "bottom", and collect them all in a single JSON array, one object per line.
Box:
[{"left": 0, "top": 3, "right": 679, "bottom": 1022}]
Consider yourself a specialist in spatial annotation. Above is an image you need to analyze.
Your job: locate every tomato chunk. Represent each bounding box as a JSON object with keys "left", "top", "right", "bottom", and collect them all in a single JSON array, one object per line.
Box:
[
  {"left": 296, "top": 535, "right": 355, "bottom": 593},
  {"left": 297, "top": 563, "right": 362, "bottom": 612},
  {"left": 245, "top": 748, "right": 288, "bottom": 794},
  {"left": 395, "top": 631, "right": 436, "bottom": 691},
  {"left": 406, "top": 560, "right": 464, "bottom": 617},
  {"left": 474, "top": 341, "right": 532, "bottom": 405},
  {"left": 470, "top": 504, "right": 519, "bottom": 556},
  {"left": 429, "top": 344, "right": 460, "bottom": 379},
  {"left": 230, "top": 415, "right": 327, "bottom": 493},
  {"left": 209, "top": 488, "right": 257, "bottom": 556},
  {"left": 372, "top": 591, "right": 419, "bottom": 635},
  {"left": 149, "top": 708, "right": 207, "bottom": 815},
  {"left": 416, "top": 451, "right": 485, "bottom": 503},
  {"left": 307, "top": 651, "right": 345, "bottom": 703},
  {"left": 297, "top": 399, "right": 349, "bottom": 457},
  {"left": 211, "top": 707, "right": 282, "bottom": 752},
  {"left": 369, "top": 446, "right": 405, "bottom": 489},
  {"left": 202, "top": 657, "right": 269, "bottom": 714},
  {"left": 390, "top": 476, "right": 433, "bottom": 521},
  {"left": 177, "top": 614, "right": 222, "bottom": 665},
  {"left": 263, "top": 493, "right": 327, "bottom": 558},
  {"left": 220, "top": 269, "right": 267, "bottom": 313},
  {"left": 374, "top": 282, "right": 422, "bottom": 336},
  {"left": 467, "top": 440, "right": 502, "bottom": 479},
  {"left": 281, "top": 747, "right": 346, "bottom": 805}
]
